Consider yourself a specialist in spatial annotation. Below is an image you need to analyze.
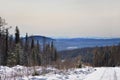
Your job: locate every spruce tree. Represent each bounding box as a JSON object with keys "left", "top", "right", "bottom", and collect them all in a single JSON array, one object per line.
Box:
[
  {"left": 14, "top": 26, "right": 21, "bottom": 65},
  {"left": 24, "top": 33, "right": 29, "bottom": 66},
  {"left": 36, "top": 40, "right": 41, "bottom": 65},
  {"left": 15, "top": 26, "right": 20, "bottom": 44},
  {"left": 4, "top": 29, "right": 9, "bottom": 65},
  {"left": 30, "top": 37, "right": 37, "bottom": 66},
  {"left": 50, "top": 41, "right": 58, "bottom": 62}
]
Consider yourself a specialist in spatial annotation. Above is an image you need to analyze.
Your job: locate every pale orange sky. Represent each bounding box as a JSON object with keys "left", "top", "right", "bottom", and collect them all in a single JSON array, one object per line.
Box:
[{"left": 0, "top": 0, "right": 120, "bottom": 38}]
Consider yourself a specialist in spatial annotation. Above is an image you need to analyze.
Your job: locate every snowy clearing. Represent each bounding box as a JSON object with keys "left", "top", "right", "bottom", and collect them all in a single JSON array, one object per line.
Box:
[{"left": 0, "top": 65, "right": 120, "bottom": 80}]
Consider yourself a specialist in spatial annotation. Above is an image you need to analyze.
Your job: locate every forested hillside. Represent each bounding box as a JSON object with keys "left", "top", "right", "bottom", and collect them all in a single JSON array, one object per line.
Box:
[
  {"left": 55, "top": 38, "right": 120, "bottom": 51},
  {"left": 59, "top": 47, "right": 94, "bottom": 64},
  {"left": 59, "top": 45, "right": 120, "bottom": 67}
]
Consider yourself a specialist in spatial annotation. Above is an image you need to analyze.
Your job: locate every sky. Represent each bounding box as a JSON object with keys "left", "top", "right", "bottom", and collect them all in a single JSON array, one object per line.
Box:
[{"left": 0, "top": 0, "right": 120, "bottom": 38}]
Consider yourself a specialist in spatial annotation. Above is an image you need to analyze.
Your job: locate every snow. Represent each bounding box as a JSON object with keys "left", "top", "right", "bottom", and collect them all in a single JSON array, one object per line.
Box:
[
  {"left": 0, "top": 65, "right": 120, "bottom": 80},
  {"left": 115, "top": 67, "right": 120, "bottom": 80},
  {"left": 67, "top": 46, "right": 78, "bottom": 50},
  {"left": 84, "top": 67, "right": 120, "bottom": 80}
]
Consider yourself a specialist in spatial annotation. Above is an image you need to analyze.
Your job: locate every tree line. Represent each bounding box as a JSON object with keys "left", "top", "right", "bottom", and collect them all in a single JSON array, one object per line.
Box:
[
  {"left": 0, "top": 17, "right": 58, "bottom": 66},
  {"left": 59, "top": 43, "right": 120, "bottom": 67},
  {"left": 93, "top": 45, "right": 120, "bottom": 67}
]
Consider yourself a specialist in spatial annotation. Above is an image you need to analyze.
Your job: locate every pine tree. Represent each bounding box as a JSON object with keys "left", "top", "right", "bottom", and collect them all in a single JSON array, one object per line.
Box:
[
  {"left": 4, "top": 29, "right": 9, "bottom": 65},
  {"left": 24, "top": 33, "right": 29, "bottom": 66},
  {"left": 15, "top": 26, "right": 20, "bottom": 44},
  {"left": 30, "top": 37, "right": 37, "bottom": 66},
  {"left": 14, "top": 26, "right": 21, "bottom": 65},
  {"left": 50, "top": 41, "right": 58, "bottom": 62},
  {"left": 36, "top": 40, "right": 41, "bottom": 65}
]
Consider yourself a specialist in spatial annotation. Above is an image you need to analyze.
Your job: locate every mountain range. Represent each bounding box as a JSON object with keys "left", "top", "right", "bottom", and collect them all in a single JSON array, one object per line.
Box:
[{"left": 23, "top": 35, "right": 120, "bottom": 51}]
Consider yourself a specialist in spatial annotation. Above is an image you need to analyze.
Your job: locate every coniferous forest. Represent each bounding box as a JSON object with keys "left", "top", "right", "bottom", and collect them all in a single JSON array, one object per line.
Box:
[
  {"left": 0, "top": 17, "right": 58, "bottom": 67},
  {"left": 93, "top": 45, "right": 120, "bottom": 67},
  {"left": 59, "top": 45, "right": 120, "bottom": 67}
]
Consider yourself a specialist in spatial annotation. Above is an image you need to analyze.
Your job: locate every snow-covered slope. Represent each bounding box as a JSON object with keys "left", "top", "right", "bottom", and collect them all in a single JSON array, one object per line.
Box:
[
  {"left": 0, "top": 65, "right": 94, "bottom": 80},
  {"left": 84, "top": 67, "right": 120, "bottom": 80},
  {"left": 0, "top": 65, "right": 120, "bottom": 80}
]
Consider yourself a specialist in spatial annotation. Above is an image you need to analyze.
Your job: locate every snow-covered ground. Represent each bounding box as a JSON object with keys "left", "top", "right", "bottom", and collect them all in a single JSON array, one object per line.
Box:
[
  {"left": 85, "top": 67, "right": 120, "bottom": 80},
  {"left": 0, "top": 65, "right": 120, "bottom": 80}
]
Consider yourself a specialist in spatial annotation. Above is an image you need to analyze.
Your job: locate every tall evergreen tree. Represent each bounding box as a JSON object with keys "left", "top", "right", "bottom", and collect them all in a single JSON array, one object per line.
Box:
[
  {"left": 31, "top": 38, "right": 37, "bottom": 66},
  {"left": 24, "top": 33, "right": 29, "bottom": 66},
  {"left": 36, "top": 40, "right": 41, "bottom": 65},
  {"left": 14, "top": 26, "right": 21, "bottom": 65},
  {"left": 50, "top": 41, "right": 58, "bottom": 62},
  {"left": 15, "top": 26, "right": 20, "bottom": 44},
  {"left": 4, "top": 29, "right": 9, "bottom": 65}
]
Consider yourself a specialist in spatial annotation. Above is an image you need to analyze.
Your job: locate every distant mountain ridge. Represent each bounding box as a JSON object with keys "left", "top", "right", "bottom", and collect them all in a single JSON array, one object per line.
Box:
[
  {"left": 22, "top": 35, "right": 120, "bottom": 51},
  {"left": 28, "top": 35, "right": 54, "bottom": 41},
  {"left": 56, "top": 38, "right": 120, "bottom": 41},
  {"left": 55, "top": 38, "right": 120, "bottom": 51},
  {"left": 22, "top": 35, "right": 54, "bottom": 42},
  {"left": 21, "top": 35, "right": 54, "bottom": 47}
]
